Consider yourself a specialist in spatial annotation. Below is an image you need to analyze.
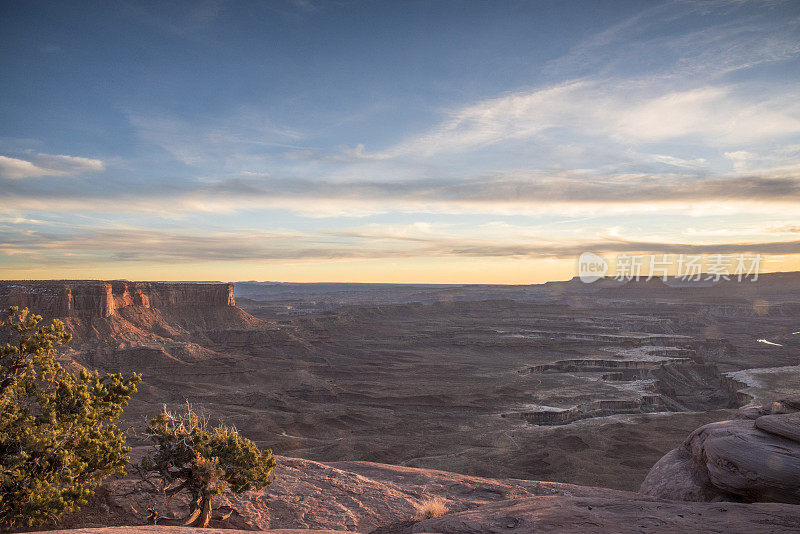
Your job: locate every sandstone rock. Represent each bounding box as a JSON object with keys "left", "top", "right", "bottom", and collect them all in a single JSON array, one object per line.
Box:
[
  {"left": 44, "top": 457, "right": 800, "bottom": 534},
  {"left": 735, "top": 397, "right": 800, "bottom": 420},
  {"left": 688, "top": 419, "right": 800, "bottom": 503},
  {"left": 641, "top": 416, "right": 800, "bottom": 504},
  {"left": 770, "top": 401, "right": 795, "bottom": 414},
  {"left": 0, "top": 282, "right": 74, "bottom": 316},
  {"left": 637, "top": 447, "right": 720, "bottom": 502},
  {"left": 782, "top": 395, "right": 800, "bottom": 411},
  {"left": 755, "top": 412, "right": 800, "bottom": 443},
  {"left": 0, "top": 281, "right": 235, "bottom": 319},
  {"left": 735, "top": 405, "right": 772, "bottom": 419},
  {"left": 53, "top": 455, "right": 644, "bottom": 531},
  {"left": 408, "top": 496, "right": 800, "bottom": 534}
]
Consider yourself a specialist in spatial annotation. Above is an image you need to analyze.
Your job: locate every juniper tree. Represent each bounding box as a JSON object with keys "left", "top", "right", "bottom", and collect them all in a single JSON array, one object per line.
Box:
[
  {"left": 0, "top": 306, "right": 140, "bottom": 530},
  {"left": 141, "top": 404, "right": 276, "bottom": 527}
]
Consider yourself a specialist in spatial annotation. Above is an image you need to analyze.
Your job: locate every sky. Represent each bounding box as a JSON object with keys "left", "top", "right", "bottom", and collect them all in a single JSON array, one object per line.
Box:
[{"left": 1, "top": 0, "right": 799, "bottom": 283}]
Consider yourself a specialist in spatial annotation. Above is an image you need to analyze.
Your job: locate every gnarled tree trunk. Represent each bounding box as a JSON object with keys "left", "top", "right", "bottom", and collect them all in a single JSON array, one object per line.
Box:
[
  {"left": 198, "top": 494, "right": 213, "bottom": 528},
  {"left": 183, "top": 492, "right": 213, "bottom": 528}
]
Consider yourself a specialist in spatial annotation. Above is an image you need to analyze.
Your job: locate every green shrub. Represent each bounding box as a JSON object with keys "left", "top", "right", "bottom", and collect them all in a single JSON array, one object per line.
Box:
[
  {"left": 141, "top": 404, "right": 276, "bottom": 527},
  {"left": 0, "top": 307, "right": 140, "bottom": 530}
]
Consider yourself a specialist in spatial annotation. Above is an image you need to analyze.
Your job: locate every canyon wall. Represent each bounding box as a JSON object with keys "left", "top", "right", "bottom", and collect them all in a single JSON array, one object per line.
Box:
[{"left": 0, "top": 281, "right": 235, "bottom": 318}]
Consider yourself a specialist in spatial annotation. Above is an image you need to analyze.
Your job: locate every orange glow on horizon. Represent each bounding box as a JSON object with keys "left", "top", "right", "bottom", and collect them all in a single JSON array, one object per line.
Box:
[{"left": 2, "top": 254, "right": 800, "bottom": 284}]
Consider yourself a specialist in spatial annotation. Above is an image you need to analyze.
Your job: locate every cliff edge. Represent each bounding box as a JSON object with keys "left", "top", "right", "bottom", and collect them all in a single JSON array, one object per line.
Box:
[{"left": 0, "top": 280, "right": 235, "bottom": 318}]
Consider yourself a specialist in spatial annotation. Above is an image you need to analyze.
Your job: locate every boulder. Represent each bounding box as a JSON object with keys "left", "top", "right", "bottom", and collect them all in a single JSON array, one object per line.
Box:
[
  {"left": 641, "top": 412, "right": 800, "bottom": 504},
  {"left": 636, "top": 447, "right": 720, "bottom": 502}
]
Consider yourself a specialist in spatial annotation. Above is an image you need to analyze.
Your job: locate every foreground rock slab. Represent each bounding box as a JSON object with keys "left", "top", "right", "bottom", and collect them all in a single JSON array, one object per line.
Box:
[
  {"left": 46, "top": 454, "right": 800, "bottom": 533},
  {"left": 57, "top": 455, "right": 638, "bottom": 531},
  {"left": 408, "top": 496, "right": 800, "bottom": 534}
]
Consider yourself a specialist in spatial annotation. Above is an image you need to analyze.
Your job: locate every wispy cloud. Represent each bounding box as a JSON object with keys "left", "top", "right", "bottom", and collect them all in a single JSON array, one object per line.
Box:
[
  {"left": 128, "top": 111, "right": 302, "bottom": 168},
  {"left": 1, "top": 222, "right": 798, "bottom": 266},
  {"left": 199, "top": 172, "right": 800, "bottom": 206},
  {"left": 2, "top": 168, "right": 799, "bottom": 219},
  {"left": 0, "top": 153, "right": 104, "bottom": 179},
  {"left": 385, "top": 82, "right": 800, "bottom": 159},
  {"left": 544, "top": 0, "right": 800, "bottom": 81}
]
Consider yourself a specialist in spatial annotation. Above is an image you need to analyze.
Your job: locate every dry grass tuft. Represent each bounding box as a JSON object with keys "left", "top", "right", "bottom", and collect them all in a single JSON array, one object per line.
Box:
[{"left": 413, "top": 496, "right": 449, "bottom": 520}]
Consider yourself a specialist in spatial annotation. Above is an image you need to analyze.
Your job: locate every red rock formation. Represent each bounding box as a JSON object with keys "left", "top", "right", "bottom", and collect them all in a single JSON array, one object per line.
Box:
[
  {"left": 0, "top": 282, "right": 74, "bottom": 316},
  {"left": 0, "top": 281, "right": 235, "bottom": 319}
]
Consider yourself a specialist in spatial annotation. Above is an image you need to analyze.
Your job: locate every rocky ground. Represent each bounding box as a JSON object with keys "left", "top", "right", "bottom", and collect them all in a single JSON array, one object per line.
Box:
[
  {"left": 55, "top": 452, "right": 638, "bottom": 531},
  {"left": 44, "top": 450, "right": 800, "bottom": 533},
  {"left": 37, "top": 496, "right": 800, "bottom": 534}
]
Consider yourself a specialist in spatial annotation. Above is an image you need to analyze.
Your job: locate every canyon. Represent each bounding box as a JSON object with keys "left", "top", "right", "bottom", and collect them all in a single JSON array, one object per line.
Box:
[{"left": 2, "top": 274, "right": 800, "bottom": 531}]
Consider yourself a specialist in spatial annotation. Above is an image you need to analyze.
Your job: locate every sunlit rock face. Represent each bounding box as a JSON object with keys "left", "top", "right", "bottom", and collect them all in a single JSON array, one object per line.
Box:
[
  {"left": 0, "top": 281, "right": 248, "bottom": 369},
  {"left": 0, "top": 280, "right": 235, "bottom": 318},
  {"left": 641, "top": 398, "right": 800, "bottom": 504}
]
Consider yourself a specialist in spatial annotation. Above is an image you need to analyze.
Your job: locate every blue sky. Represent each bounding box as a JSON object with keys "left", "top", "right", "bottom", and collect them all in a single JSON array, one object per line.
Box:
[{"left": 1, "top": 0, "right": 799, "bottom": 282}]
